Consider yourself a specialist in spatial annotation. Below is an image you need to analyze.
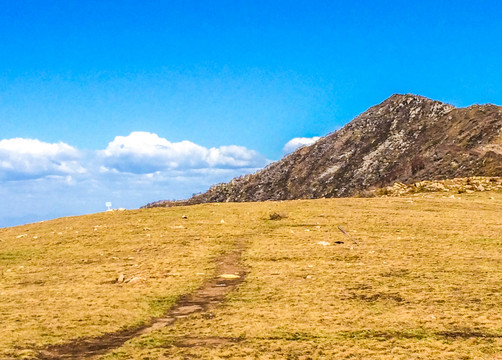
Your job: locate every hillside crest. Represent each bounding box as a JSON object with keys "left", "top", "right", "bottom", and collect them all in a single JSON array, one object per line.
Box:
[{"left": 145, "top": 94, "right": 502, "bottom": 207}]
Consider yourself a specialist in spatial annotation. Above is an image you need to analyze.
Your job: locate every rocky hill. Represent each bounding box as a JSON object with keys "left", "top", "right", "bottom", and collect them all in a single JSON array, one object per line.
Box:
[{"left": 144, "top": 94, "right": 502, "bottom": 207}]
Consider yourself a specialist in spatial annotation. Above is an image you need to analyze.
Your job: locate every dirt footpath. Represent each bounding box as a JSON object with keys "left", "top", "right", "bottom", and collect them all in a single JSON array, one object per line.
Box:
[{"left": 36, "top": 241, "right": 246, "bottom": 360}]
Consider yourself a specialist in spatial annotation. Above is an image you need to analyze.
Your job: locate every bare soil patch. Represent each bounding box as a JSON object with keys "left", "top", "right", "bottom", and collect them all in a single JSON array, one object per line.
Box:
[{"left": 36, "top": 241, "right": 246, "bottom": 360}]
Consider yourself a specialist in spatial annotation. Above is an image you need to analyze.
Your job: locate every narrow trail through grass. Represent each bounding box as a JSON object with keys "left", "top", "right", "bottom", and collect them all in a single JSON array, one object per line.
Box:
[
  {"left": 2, "top": 192, "right": 501, "bottom": 359},
  {"left": 101, "top": 194, "right": 502, "bottom": 359},
  {"left": 36, "top": 241, "right": 247, "bottom": 359}
]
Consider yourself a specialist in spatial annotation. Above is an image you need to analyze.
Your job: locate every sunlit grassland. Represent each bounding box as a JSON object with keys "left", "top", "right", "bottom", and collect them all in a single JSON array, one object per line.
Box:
[
  {"left": 0, "top": 205, "right": 248, "bottom": 359},
  {"left": 1, "top": 191, "right": 502, "bottom": 359},
  {"left": 103, "top": 192, "right": 502, "bottom": 359}
]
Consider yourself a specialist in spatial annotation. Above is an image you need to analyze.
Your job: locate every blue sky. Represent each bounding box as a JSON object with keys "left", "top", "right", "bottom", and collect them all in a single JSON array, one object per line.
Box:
[{"left": 1, "top": 0, "right": 502, "bottom": 227}]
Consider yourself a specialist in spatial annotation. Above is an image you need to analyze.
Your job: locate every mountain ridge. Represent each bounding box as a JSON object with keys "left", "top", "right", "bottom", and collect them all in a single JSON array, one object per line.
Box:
[{"left": 144, "top": 94, "right": 502, "bottom": 207}]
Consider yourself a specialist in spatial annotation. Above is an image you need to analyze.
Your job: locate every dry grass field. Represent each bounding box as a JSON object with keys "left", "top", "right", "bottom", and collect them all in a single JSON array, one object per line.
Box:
[{"left": 1, "top": 191, "right": 501, "bottom": 359}]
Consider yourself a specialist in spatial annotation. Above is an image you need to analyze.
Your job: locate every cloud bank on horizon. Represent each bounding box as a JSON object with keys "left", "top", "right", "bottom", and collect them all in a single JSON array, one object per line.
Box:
[
  {"left": 101, "top": 132, "right": 267, "bottom": 174},
  {"left": 0, "top": 132, "right": 311, "bottom": 227},
  {"left": 0, "top": 138, "right": 85, "bottom": 181},
  {"left": 0, "top": 131, "right": 269, "bottom": 180}
]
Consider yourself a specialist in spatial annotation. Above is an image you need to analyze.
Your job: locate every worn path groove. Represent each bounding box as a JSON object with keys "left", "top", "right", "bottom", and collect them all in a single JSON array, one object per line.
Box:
[{"left": 36, "top": 242, "right": 247, "bottom": 360}]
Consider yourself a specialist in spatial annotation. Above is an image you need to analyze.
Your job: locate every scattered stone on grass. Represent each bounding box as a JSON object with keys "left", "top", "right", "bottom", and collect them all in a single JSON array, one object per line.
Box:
[{"left": 219, "top": 274, "right": 240, "bottom": 279}]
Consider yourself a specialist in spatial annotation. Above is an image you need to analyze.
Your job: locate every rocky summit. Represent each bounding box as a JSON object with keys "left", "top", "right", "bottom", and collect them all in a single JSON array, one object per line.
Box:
[{"left": 145, "top": 94, "right": 502, "bottom": 207}]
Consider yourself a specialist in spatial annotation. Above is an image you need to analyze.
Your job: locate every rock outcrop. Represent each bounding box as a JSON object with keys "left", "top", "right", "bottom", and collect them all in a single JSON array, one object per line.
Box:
[
  {"left": 144, "top": 94, "right": 502, "bottom": 207},
  {"left": 374, "top": 176, "right": 502, "bottom": 197}
]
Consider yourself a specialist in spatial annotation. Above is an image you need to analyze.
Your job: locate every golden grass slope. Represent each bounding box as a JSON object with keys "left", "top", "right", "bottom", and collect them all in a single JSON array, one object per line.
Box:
[
  {"left": 0, "top": 207, "right": 240, "bottom": 359},
  {"left": 1, "top": 191, "right": 502, "bottom": 359}
]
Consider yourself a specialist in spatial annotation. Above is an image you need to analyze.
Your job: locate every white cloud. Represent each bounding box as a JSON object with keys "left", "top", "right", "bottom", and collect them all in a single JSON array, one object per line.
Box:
[
  {"left": 0, "top": 138, "right": 85, "bottom": 180},
  {"left": 0, "top": 132, "right": 270, "bottom": 227},
  {"left": 101, "top": 131, "right": 268, "bottom": 173},
  {"left": 283, "top": 136, "right": 321, "bottom": 154}
]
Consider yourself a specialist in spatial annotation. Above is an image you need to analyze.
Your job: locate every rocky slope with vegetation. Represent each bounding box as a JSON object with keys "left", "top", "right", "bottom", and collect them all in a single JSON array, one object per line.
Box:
[
  {"left": 372, "top": 176, "right": 502, "bottom": 197},
  {"left": 145, "top": 94, "right": 502, "bottom": 207}
]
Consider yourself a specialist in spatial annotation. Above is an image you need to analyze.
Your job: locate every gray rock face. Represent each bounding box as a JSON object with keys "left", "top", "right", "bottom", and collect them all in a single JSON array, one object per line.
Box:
[{"left": 145, "top": 94, "right": 502, "bottom": 207}]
